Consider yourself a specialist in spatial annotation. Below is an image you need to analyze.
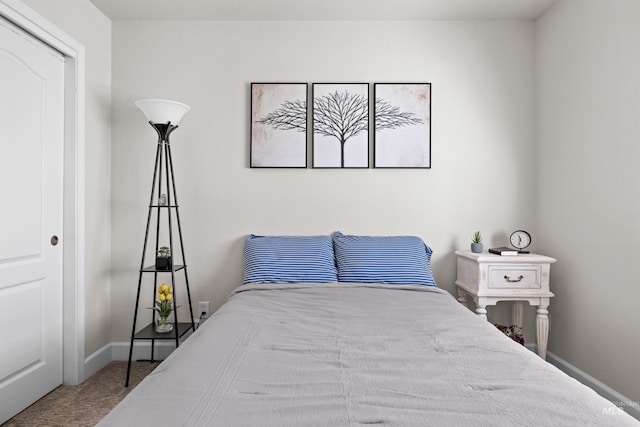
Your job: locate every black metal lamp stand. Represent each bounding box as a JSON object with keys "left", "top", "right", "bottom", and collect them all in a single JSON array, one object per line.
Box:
[{"left": 125, "top": 115, "right": 195, "bottom": 387}]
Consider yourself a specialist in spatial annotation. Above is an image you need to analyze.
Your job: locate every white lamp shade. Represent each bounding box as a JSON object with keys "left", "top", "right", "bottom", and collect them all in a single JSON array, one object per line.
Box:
[{"left": 135, "top": 99, "right": 191, "bottom": 125}]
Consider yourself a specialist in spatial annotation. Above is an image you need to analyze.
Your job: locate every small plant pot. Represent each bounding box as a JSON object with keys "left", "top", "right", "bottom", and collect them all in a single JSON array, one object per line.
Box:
[
  {"left": 471, "top": 243, "right": 483, "bottom": 253},
  {"left": 155, "top": 256, "right": 172, "bottom": 270}
]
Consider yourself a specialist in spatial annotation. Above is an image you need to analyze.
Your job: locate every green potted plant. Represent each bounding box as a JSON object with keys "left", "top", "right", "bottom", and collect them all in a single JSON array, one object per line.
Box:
[
  {"left": 156, "top": 245, "right": 172, "bottom": 270},
  {"left": 471, "top": 231, "right": 483, "bottom": 253}
]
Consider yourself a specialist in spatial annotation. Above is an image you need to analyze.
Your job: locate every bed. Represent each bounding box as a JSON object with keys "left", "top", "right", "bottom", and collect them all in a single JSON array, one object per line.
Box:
[{"left": 99, "top": 234, "right": 639, "bottom": 426}]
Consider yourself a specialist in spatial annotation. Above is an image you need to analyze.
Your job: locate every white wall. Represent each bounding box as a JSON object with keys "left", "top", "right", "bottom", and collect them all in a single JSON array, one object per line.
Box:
[
  {"left": 111, "top": 20, "right": 537, "bottom": 342},
  {"left": 20, "top": 0, "right": 112, "bottom": 358},
  {"left": 536, "top": 0, "right": 640, "bottom": 402}
]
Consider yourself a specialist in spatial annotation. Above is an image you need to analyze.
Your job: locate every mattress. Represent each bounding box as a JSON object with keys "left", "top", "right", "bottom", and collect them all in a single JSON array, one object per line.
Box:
[{"left": 99, "top": 283, "right": 638, "bottom": 426}]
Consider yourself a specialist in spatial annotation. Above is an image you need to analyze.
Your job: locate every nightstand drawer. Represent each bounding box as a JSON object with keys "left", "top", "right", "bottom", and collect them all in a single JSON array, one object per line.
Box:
[{"left": 488, "top": 266, "right": 541, "bottom": 289}]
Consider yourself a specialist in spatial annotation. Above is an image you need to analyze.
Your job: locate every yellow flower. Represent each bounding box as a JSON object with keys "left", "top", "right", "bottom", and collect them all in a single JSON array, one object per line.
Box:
[
  {"left": 168, "top": 286, "right": 173, "bottom": 294},
  {"left": 166, "top": 293, "right": 173, "bottom": 301},
  {"left": 159, "top": 293, "right": 166, "bottom": 301},
  {"left": 160, "top": 283, "right": 168, "bottom": 293}
]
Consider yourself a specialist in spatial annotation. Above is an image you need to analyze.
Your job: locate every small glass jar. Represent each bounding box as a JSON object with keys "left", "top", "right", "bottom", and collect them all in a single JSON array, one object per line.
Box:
[{"left": 155, "top": 315, "right": 173, "bottom": 333}]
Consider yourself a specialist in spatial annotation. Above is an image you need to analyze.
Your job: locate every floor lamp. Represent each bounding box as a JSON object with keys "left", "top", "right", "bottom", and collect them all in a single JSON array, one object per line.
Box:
[{"left": 125, "top": 99, "right": 195, "bottom": 386}]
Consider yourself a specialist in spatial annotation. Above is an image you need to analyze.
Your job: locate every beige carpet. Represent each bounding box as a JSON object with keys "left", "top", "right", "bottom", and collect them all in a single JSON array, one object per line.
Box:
[{"left": 3, "top": 361, "right": 158, "bottom": 426}]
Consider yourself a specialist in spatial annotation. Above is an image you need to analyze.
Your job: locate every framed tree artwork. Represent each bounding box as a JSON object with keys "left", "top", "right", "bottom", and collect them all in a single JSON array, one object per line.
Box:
[
  {"left": 250, "top": 83, "right": 308, "bottom": 168},
  {"left": 374, "top": 83, "right": 431, "bottom": 168},
  {"left": 312, "top": 83, "right": 369, "bottom": 168}
]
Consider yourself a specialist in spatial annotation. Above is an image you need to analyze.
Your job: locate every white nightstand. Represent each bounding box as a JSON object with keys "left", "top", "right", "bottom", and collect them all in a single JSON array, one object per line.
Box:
[{"left": 454, "top": 251, "right": 557, "bottom": 359}]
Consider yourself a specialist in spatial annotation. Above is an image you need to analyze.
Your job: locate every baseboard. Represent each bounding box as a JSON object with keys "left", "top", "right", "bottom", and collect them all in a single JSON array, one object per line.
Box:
[
  {"left": 84, "top": 343, "right": 112, "bottom": 380},
  {"left": 83, "top": 341, "right": 178, "bottom": 380},
  {"left": 110, "top": 341, "right": 177, "bottom": 362},
  {"left": 546, "top": 351, "right": 640, "bottom": 421}
]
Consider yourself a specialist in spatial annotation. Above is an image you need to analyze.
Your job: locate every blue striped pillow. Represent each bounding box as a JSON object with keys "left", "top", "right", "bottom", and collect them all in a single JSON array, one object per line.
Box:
[
  {"left": 244, "top": 235, "right": 338, "bottom": 284},
  {"left": 333, "top": 232, "right": 437, "bottom": 286}
]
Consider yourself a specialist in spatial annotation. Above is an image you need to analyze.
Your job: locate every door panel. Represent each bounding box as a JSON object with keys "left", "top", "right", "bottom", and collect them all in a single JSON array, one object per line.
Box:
[
  {"left": 0, "top": 52, "right": 43, "bottom": 260},
  {"left": 0, "top": 16, "right": 64, "bottom": 423},
  {"left": 0, "top": 280, "right": 43, "bottom": 380}
]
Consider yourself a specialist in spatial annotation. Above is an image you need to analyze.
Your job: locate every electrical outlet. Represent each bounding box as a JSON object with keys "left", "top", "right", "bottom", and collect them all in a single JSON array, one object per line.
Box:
[{"left": 198, "top": 301, "right": 210, "bottom": 318}]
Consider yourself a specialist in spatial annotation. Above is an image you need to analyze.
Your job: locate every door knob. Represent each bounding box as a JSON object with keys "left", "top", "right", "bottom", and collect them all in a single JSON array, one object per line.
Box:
[{"left": 51, "top": 235, "right": 59, "bottom": 246}]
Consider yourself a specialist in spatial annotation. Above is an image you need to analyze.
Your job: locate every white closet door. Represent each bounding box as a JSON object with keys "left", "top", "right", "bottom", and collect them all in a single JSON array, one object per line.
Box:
[{"left": 0, "top": 16, "right": 64, "bottom": 423}]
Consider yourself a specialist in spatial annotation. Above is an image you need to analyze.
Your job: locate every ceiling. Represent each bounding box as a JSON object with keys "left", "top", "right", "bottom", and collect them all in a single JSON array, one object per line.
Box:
[{"left": 89, "top": 0, "right": 560, "bottom": 21}]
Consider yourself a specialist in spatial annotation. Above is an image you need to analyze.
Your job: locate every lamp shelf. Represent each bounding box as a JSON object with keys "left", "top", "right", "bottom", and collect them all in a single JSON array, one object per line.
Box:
[
  {"left": 134, "top": 322, "right": 194, "bottom": 340},
  {"left": 141, "top": 264, "right": 186, "bottom": 273}
]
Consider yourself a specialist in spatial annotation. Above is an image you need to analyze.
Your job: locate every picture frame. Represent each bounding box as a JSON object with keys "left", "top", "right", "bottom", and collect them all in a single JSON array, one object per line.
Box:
[
  {"left": 312, "top": 83, "right": 369, "bottom": 168},
  {"left": 250, "top": 82, "right": 308, "bottom": 168},
  {"left": 374, "top": 83, "right": 431, "bottom": 168}
]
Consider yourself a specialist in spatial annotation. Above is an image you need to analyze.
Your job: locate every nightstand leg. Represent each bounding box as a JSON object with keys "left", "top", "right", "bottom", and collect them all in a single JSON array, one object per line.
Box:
[
  {"left": 536, "top": 305, "right": 549, "bottom": 359},
  {"left": 456, "top": 288, "right": 468, "bottom": 308},
  {"left": 512, "top": 302, "right": 524, "bottom": 328},
  {"left": 475, "top": 305, "right": 487, "bottom": 320}
]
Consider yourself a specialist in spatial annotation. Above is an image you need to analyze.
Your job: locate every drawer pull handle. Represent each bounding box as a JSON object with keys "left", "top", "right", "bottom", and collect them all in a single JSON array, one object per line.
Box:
[{"left": 504, "top": 275, "right": 524, "bottom": 283}]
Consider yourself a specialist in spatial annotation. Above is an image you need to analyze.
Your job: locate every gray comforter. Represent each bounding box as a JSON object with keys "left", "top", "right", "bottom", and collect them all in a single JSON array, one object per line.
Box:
[{"left": 99, "top": 283, "right": 639, "bottom": 426}]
